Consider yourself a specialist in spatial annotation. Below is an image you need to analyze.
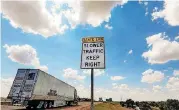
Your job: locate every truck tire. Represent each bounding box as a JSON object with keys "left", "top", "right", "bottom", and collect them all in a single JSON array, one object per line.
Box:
[
  {"left": 67, "top": 101, "right": 71, "bottom": 106},
  {"left": 43, "top": 101, "right": 48, "bottom": 109},
  {"left": 33, "top": 105, "right": 37, "bottom": 109},
  {"left": 26, "top": 106, "right": 32, "bottom": 109},
  {"left": 48, "top": 102, "right": 53, "bottom": 108},
  {"left": 75, "top": 101, "right": 78, "bottom": 105}
]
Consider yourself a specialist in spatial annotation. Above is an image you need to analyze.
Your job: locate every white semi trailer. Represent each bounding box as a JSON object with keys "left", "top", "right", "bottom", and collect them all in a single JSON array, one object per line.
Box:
[{"left": 7, "top": 69, "right": 78, "bottom": 109}]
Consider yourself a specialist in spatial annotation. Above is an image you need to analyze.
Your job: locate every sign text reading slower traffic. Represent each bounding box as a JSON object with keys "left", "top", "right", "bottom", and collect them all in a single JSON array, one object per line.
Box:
[{"left": 81, "top": 37, "right": 105, "bottom": 69}]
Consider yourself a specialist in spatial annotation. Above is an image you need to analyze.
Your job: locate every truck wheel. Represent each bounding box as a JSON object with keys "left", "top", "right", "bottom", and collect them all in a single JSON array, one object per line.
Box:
[
  {"left": 48, "top": 102, "right": 53, "bottom": 108},
  {"left": 75, "top": 102, "right": 78, "bottom": 105},
  {"left": 43, "top": 101, "right": 48, "bottom": 109},
  {"left": 67, "top": 101, "right": 71, "bottom": 106},
  {"left": 26, "top": 106, "right": 32, "bottom": 109},
  {"left": 33, "top": 105, "right": 37, "bottom": 109}
]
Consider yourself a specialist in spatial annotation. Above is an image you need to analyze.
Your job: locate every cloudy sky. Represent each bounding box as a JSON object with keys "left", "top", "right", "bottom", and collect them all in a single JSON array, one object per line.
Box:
[{"left": 1, "top": 0, "right": 179, "bottom": 101}]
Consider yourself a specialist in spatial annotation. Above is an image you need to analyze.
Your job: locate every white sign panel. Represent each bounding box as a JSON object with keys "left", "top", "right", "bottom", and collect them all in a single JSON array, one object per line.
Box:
[{"left": 81, "top": 37, "right": 105, "bottom": 69}]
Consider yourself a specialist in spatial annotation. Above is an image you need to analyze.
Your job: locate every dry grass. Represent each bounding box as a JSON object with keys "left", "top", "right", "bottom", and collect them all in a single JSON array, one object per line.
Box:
[
  {"left": 94, "top": 102, "right": 130, "bottom": 110},
  {"left": 151, "top": 107, "right": 160, "bottom": 110}
]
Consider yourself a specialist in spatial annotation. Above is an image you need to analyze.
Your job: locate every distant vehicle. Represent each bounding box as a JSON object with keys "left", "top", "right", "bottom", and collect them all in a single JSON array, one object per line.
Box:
[
  {"left": 7, "top": 69, "right": 78, "bottom": 109},
  {"left": 106, "top": 98, "right": 112, "bottom": 102},
  {"left": 99, "top": 97, "right": 103, "bottom": 102}
]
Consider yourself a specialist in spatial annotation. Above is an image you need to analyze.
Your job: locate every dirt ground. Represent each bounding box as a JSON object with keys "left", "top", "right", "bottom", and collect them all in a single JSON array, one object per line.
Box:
[{"left": 0, "top": 102, "right": 101, "bottom": 110}]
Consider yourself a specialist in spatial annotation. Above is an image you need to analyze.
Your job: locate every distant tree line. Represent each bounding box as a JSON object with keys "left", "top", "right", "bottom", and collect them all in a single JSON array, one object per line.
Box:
[
  {"left": 77, "top": 97, "right": 98, "bottom": 102},
  {"left": 106, "top": 98, "right": 112, "bottom": 102},
  {"left": 120, "top": 99, "right": 179, "bottom": 110},
  {"left": 78, "top": 98, "right": 92, "bottom": 101}
]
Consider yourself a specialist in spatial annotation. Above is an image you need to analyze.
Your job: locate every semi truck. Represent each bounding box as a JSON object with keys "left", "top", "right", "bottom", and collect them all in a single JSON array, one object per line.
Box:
[{"left": 7, "top": 69, "right": 78, "bottom": 109}]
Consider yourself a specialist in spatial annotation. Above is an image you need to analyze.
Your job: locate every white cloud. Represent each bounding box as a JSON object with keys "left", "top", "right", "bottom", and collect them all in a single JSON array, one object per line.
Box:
[
  {"left": 153, "top": 7, "right": 158, "bottom": 12},
  {"left": 83, "top": 69, "right": 105, "bottom": 77},
  {"left": 139, "top": 1, "right": 148, "bottom": 7},
  {"left": 111, "top": 76, "right": 125, "bottom": 81},
  {"left": 3, "top": 44, "right": 48, "bottom": 72},
  {"left": 166, "top": 77, "right": 179, "bottom": 91},
  {"left": 1, "top": 1, "right": 68, "bottom": 38},
  {"left": 142, "top": 33, "right": 179, "bottom": 64},
  {"left": 105, "top": 24, "right": 113, "bottom": 30},
  {"left": 112, "top": 83, "right": 117, "bottom": 86},
  {"left": 153, "top": 85, "right": 162, "bottom": 92},
  {"left": 38, "top": 65, "right": 48, "bottom": 73},
  {"left": 152, "top": 0, "right": 179, "bottom": 26},
  {"left": 144, "top": 6, "right": 149, "bottom": 16},
  {"left": 118, "top": 84, "right": 129, "bottom": 90},
  {"left": 110, "top": 83, "right": 178, "bottom": 101},
  {"left": 141, "top": 69, "right": 164, "bottom": 83},
  {"left": 138, "top": 0, "right": 142, "bottom": 4},
  {"left": 112, "top": 83, "right": 129, "bottom": 91},
  {"left": 76, "top": 84, "right": 90, "bottom": 98},
  {"left": 63, "top": 68, "right": 86, "bottom": 81},
  {"left": 128, "top": 49, "right": 133, "bottom": 54},
  {"left": 168, "top": 67, "right": 173, "bottom": 70},
  {"left": 54, "top": 1, "right": 128, "bottom": 28},
  {"left": 144, "top": 2, "right": 148, "bottom": 6},
  {"left": 1, "top": 1, "right": 128, "bottom": 37},
  {"left": 111, "top": 84, "right": 130, "bottom": 96},
  {"left": 173, "top": 70, "right": 179, "bottom": 76},
  {"left": 0, "top": 77, "right": 14, "bottom": 97},
  {"left": 145, "top": 11, "right": 148, "bottom": 16},
  {"left": 175, "top": 36, "right": 179, "bottom": 40}
]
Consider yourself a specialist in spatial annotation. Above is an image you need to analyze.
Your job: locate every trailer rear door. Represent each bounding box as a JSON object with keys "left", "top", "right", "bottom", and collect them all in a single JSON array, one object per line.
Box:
[
  {"left": 22, "top": 69, "right": 39, "bottom": 99},
  {"left": 8, "top": 69, "right": 39, "bottom": 104}
]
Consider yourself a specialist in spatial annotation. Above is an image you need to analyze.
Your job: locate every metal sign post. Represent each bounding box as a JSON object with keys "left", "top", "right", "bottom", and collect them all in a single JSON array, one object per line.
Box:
[
  {"left": 80, "top": 37, "right": 105, "bottom": 110},
  {"left": 91, "top": 68, "right": 94, "bottom": 110}
]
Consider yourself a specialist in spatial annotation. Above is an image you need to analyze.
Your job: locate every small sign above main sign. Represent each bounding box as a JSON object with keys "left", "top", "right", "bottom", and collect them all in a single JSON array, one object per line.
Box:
[
  {"left": 81, "top": 37, "right": 105, "bottom": 69},
  {"left": 82, "top": 37, "right": 104, "bottom": 43}
]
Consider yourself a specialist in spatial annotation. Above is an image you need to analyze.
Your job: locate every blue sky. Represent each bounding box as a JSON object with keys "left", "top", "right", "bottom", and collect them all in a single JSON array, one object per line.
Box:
[{"left": 1, "top": 1, "right": 179, "bottom": 101}]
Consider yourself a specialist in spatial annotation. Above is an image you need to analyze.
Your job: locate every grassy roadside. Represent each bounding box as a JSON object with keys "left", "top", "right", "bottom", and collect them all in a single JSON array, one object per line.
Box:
[
  {"left": 151, "top": 107, "right": 160, "bottom": 110},
  {"left": 94, "top": 102, "right": 129, "bottom": 110}
]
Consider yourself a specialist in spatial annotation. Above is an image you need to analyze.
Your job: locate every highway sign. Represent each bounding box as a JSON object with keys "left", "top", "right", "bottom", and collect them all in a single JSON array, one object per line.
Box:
[{"left": 81, "top": 37, "right": 105, "bottom": 69}]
